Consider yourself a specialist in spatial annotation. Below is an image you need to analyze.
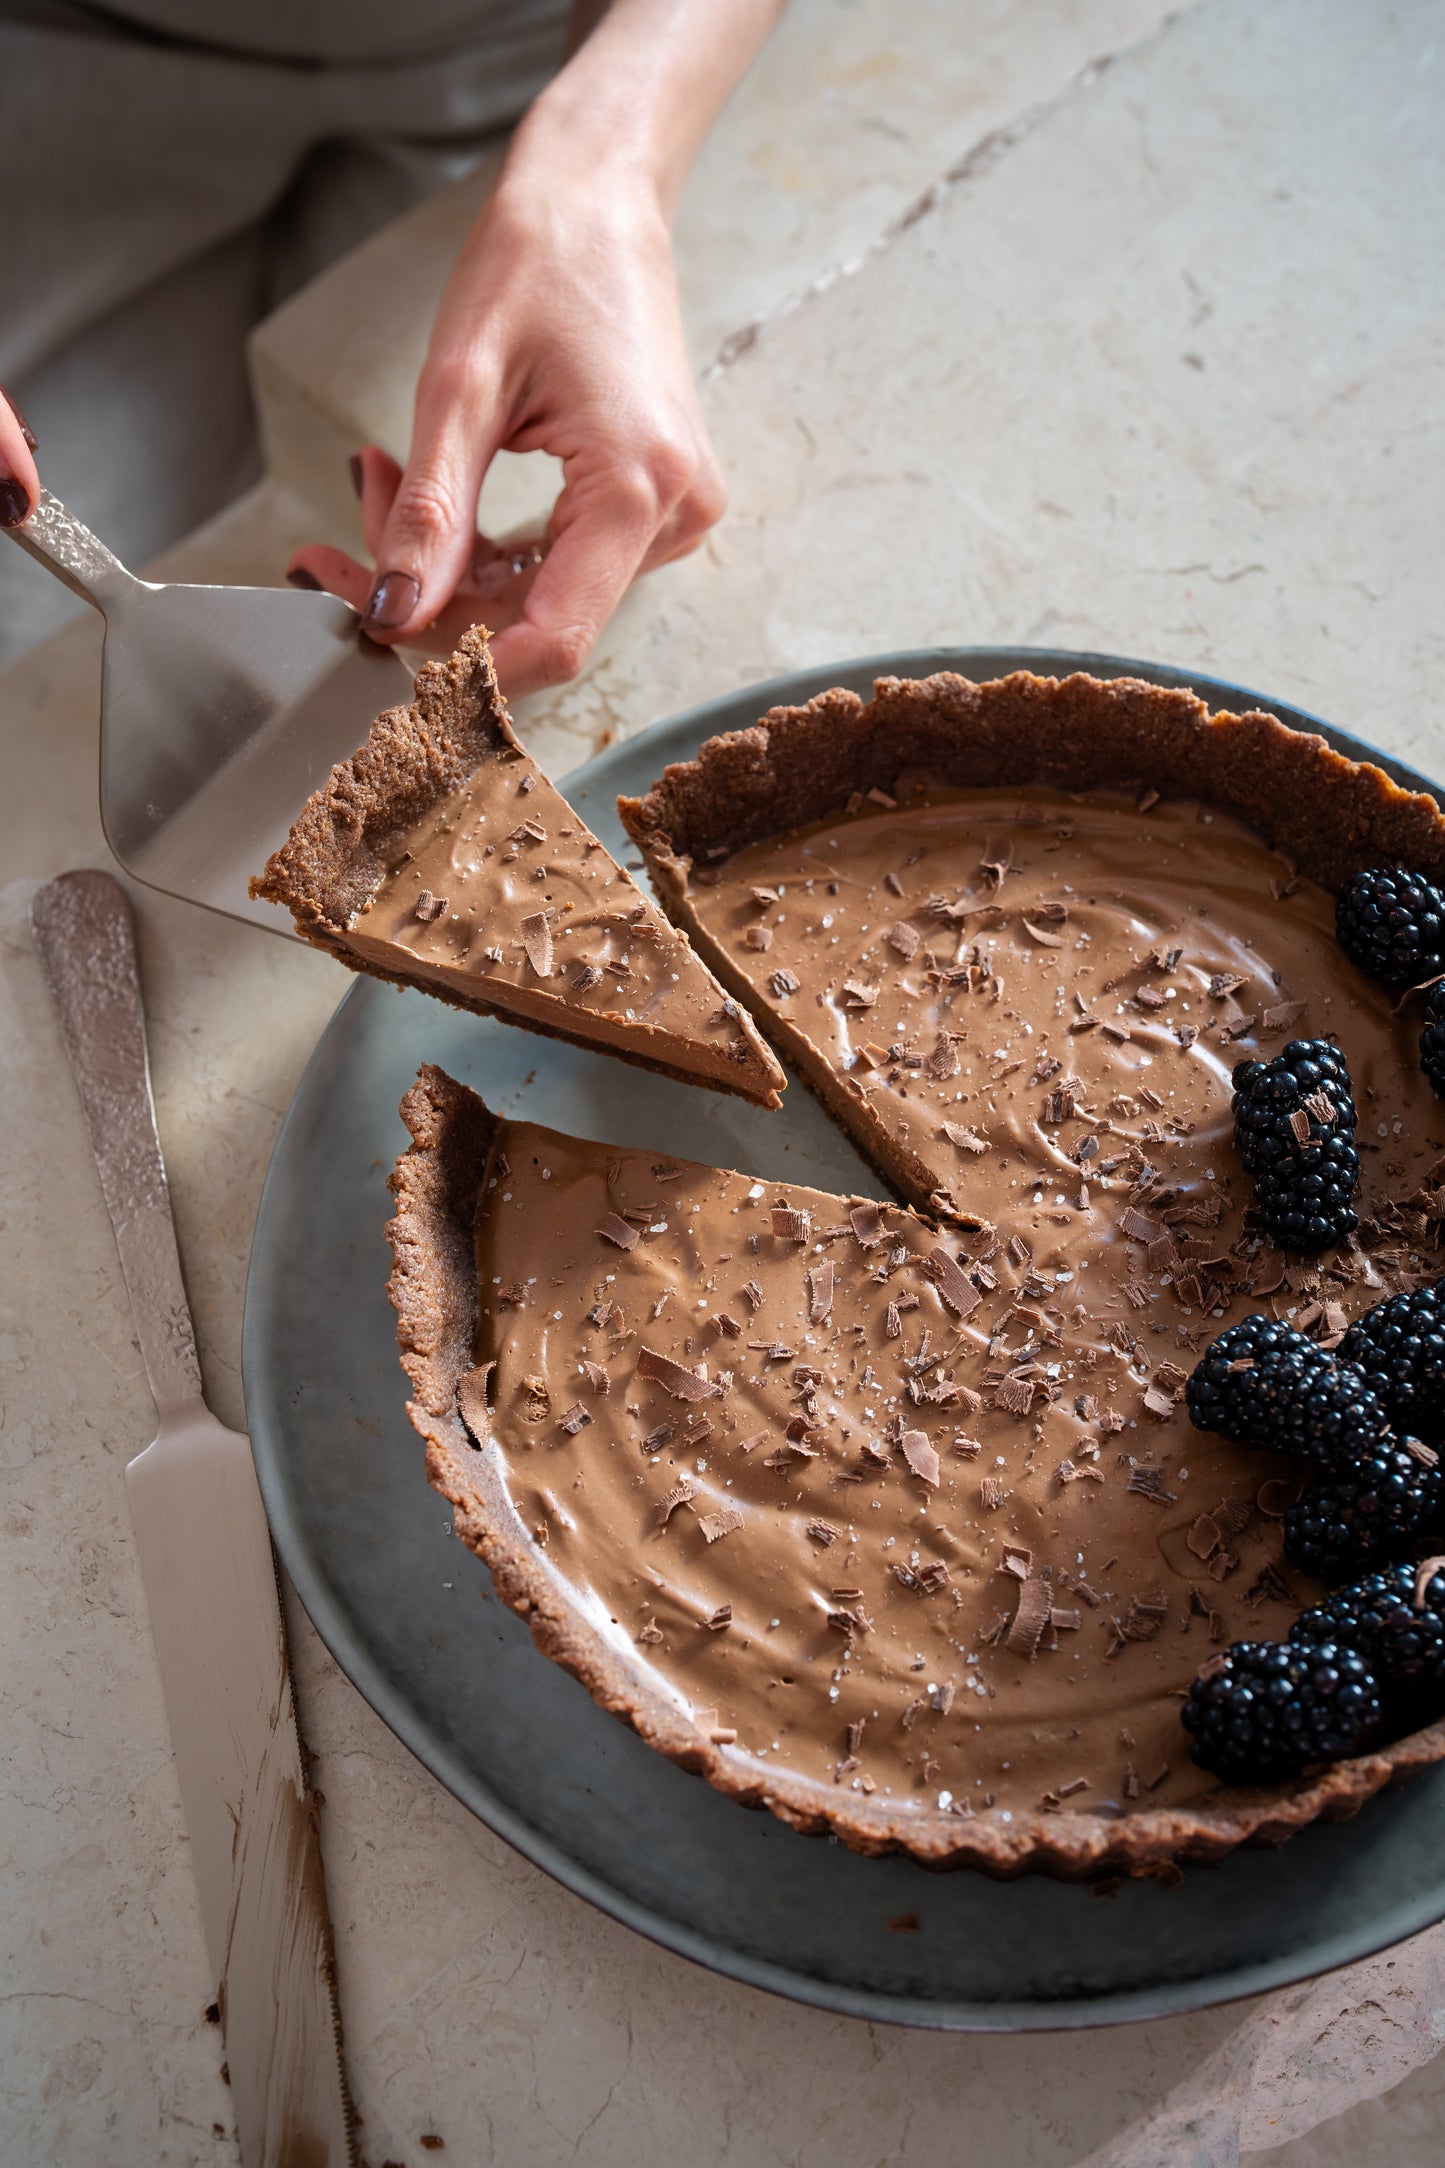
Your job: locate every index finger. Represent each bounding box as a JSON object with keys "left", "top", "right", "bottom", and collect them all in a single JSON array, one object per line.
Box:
[{"left": 0, "top": 383, "right": 40, "bottom": 527}]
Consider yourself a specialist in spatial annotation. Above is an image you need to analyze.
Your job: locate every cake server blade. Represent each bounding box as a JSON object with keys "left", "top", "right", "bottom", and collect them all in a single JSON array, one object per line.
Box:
[
  {"left": 30, "top": 868, "right": 356, "bottom": 2168},
  {"left": 9, "top": 488, "right": 410, "bottom": 938}
]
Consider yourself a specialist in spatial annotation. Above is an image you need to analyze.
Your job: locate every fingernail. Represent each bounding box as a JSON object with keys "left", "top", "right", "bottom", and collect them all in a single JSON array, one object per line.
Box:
[
  {"left": 348, "top": 453, "right": 364, "bottom": 497},
  {"left": 286, "top": 565, "right": 322, "bottom": 590},
  {"left": 0, "top": 475, "right": 31, "bottom": 528},
  {"left": 1, "top": 383, "right": 37, "bottom": 452},
  {"left": 361, "top": 570, "right": 420, "bottom": 631}
]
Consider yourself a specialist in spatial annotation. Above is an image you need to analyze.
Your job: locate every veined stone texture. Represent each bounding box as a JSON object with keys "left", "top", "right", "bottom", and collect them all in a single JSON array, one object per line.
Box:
[{"left": 4, "top": 1, "right": 1445, "bottom": 2163}]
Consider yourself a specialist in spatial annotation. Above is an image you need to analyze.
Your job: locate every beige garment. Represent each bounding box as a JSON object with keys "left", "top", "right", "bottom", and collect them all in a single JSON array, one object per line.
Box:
[{"left": 0, "top": 0, "right": 569, "bottom": 667}]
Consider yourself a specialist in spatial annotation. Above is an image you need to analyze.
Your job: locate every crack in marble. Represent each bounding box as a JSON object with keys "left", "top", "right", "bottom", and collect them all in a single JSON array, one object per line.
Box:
[{"left": 699, "top": 1, "right": 1197, "bottom": 384}]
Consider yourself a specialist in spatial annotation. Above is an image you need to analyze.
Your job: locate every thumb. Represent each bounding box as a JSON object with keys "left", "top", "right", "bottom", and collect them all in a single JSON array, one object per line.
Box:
[{"left": 359, "top": 369, "right": 500, "bottom": 641}]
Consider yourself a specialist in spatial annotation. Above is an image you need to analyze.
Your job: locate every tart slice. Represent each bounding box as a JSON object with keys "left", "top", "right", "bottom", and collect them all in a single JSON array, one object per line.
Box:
[
  {"left": 251, "top": 629, "right": 784, "bottom": 1106},
  {"left": 386, "top": 1064, "right": 1445, "bottom": 1880},
  {"left": 618, "top": 670, "right": 1445, "bottom": 1214}
]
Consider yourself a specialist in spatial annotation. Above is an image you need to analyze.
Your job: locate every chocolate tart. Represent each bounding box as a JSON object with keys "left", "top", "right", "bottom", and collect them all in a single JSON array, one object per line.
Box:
[
  {"left": 251, "top": 629, "right": 784, "bottom": 1107},
  {"left": 387, "top": 1063, "right": 1445, "bottom": 1879},
  {"left": 618, "top": 671, "right": 1445, "bottom": 1211}
]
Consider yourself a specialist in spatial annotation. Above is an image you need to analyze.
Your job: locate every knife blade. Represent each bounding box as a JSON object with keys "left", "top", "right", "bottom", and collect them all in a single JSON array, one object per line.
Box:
[{"left": 30, "top": 869, "right": 355, "bottom": 2168}]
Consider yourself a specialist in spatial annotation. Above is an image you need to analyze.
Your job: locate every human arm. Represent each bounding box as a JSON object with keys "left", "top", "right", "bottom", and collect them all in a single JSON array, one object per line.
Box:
[{"left": 288, "top": 0, "right": 787, "bottom": 695}]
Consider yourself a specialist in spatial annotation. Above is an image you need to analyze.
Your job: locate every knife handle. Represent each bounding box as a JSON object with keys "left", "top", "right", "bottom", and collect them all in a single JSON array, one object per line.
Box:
[
  {"left": 6, "top": 485, "right": 138, "bottom": 608},
  {"left": 30, "top": 871, "right": 204, "bottom": 1422}
]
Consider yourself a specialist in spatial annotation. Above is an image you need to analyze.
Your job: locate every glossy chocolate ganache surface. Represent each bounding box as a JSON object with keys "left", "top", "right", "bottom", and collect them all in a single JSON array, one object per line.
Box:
[
  {"left": 466, "top": 787, "right": 1445, "bottom": 1817},
  {"left": 343, "top": 761, "right": 781, "bottom": 1102}
]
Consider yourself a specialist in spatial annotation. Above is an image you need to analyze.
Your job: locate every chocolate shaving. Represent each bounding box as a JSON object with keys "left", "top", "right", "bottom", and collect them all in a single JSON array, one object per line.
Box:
[
  {"left": 1414, "top": 1557, "right": 1445, "bottom": 1608},
  {"left": 901, "top": 1431, "right": 940, "bottom": 1486},
  {"left": 597, "top": 1212, "right": 640, "bottom": 1251},
  {"left": 698, "top": 1507, "right": 744, "bottom": 1544},
  {"left": 980, "top": 1475, "right": 1008, "bottom": 1510},
  {"left": 886, "top": 920, "right": 920, "bottom": 960},
  {"left": 771, "top": 1206, "right": 812, "bottom": 1242},
  {"left": 941, "top": 1122, "right": 988, "bottom": 1154},
  {"left": 558, "top": 1402, "right": 591, "bottom": 1435},
  {"left": 653, "top": 1481, "right": 696, "bottom": 1527},
  {"left": 636, "top": 1347, "right": 722, "bottom": 1400},
  {"left": 1006, "top": 1576, "right": 1053, "bottom": 1659},
  {"left": 884, "top": 1301, "right": 902, "bottom": 1340},
  {"left": 741, "top": 1278, "right": 764, "bottom": 1312},
  {"left": 806, "top": 1521, "right": 838, "bottom": 1547},
  {"left": 849, "top": 1201, "right": 885, "bottom": 1246},
  {"left": 707, "top": 1604, "right": 733, "bottom": 1631},
  {"left": 1288, "top": 1108, "right": 1313, "bottom": 1146},
  {"left": 927, "top": 1034, "right": 961, "bottom": 1080},
  {"left": 637, "top": 1617, "right": 664, "bottom": 1645},
  {"left": 520, "top": 910, "right": 554, "bottom": 977},
  {"left": 1127, "top": 1463, "right": 1177, "bottom": 1501},
  {"left": 744, "top": 925, "right": 773, "bottom": 952},
  {"left": 807, "top": 1262, "right": 834, "bottom": 1321},
  {"left": 1187, "top": 1513, "right": 1222, "bottom": 1559},
  {"left": 926, "top": 1247, "right": 981, "bottom": 1319},
  {"left": 994, "top": 1375, "right": 1035, "bottom": 1416},
  {"left": 413, "top": 889, "right": 448, "bottom": 922},
  {"left": 768, "top": 968, "right": 800, "bottom": 996},
  {"left": 1023, "top": 918, "right": 1066, "bottom": 947}
]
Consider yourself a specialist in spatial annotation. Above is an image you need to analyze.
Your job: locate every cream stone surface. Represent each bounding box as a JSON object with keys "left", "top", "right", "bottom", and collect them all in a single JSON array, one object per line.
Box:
[{"left": 6, "top": 1, "right": 1445, "bottom": 2163}]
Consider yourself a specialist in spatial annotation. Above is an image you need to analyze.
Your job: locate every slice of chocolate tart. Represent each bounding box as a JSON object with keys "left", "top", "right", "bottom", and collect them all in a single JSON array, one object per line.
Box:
[
  {"left": 386, "top": 1063, "right": 1445, "bottom": 1879},
  {"left": 618, "top": 670, "right": 1445, "bottom": 1220},
  {"left": 251, "top": 629, "right": 784, "bottom": 1107}
]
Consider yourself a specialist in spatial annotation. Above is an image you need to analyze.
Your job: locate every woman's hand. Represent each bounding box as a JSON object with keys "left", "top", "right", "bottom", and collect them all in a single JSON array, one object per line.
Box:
[
  {"left": 0, "top": 383, "right": 40, "bottom": 528},
  {"left": 287, "top": 0, "right": 786, "bottom": 698},
  {"left": 288, "top": 165, "right": 724, "bottom": 696}
]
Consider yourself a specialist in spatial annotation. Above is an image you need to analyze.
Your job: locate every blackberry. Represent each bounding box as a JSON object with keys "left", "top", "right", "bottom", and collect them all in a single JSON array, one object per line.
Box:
[
  {"left": 1186, "top": 1315, "right": 1392, "bottom": 1464},
  {"left": 1335, "top": 866, "right": 1445, "bottom": 990},
  {"left": 1421, "top": 981, "right": 1445, "bottom": 1099},
  {"left": 1339, "top": 1281, "right": 1445, "bottom": 1445},
  {"left": 1232, "top": 1040, "right": 1359, "bottom": 1252},
  {"left": 1292, "top": 1562, "right": 1445, "bottom": 1690},
  {"left": 1282, "top": 1440, "right": 1443, "bottom": 1584},
  {"left": 1181, "top": 1638, "right": 1381, "bottom": 1784}
]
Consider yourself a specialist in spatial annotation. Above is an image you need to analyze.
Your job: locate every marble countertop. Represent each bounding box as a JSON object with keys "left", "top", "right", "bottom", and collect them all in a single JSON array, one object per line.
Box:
[{"left": 6, "top": 2, "right": 1445, "bottom": 2162}]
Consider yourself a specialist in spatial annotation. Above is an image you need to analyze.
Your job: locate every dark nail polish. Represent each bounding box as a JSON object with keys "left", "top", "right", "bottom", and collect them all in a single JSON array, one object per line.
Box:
[
  {"left": 361, "top": 570, "right": 420, "bottom": 631},
  {"left": 348, "top": 453, "right": 364, "bottom": 497},
  {"left": 1, "top": 383, "right": 37, "bottom": 452},
  {"left": 0, "top": 475, "right": 31, "bottom": 528},
  {"left": 286, "top": 565, "right": 322, "bottom": 591}
]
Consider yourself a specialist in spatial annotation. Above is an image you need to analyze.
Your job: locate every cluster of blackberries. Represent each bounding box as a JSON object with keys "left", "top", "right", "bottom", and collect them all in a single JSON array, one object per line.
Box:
[
  {"left": 1183, "top": 1563, "right": 1445, "bottom": 1785},
  {"left": 1336, "top": 866, "right": 1445, "bottom": 1095},
  {"left": 1340, "top": 1282, "right": 1445, "bottom": 1444},
  {"left": 1231, "top": 1040, "right": 1359, "bottom": 1252},
  {"left": 1186, "top": 1304, "right": 1444, "bottom": 1583}
]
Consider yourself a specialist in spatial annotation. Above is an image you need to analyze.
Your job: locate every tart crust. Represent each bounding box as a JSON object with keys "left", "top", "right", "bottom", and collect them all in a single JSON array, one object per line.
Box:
[
  {"left": 618, "top": 672, "right": 1445, "bottom": 1198},
  {"left": 387, "top": 1063, "right": 1445, "bottom": 1880},
  {"left": 251, "top": 628, "right": 784, "bottom": 1107}
]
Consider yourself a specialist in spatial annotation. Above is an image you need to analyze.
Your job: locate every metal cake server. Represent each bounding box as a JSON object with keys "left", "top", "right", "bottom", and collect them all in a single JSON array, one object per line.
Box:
[
  {"left": 30, "top": 868, "right": 356, "bottom": 2168},
  {"left": 9, "top": 488, "right": 410, "bottom": 935}
]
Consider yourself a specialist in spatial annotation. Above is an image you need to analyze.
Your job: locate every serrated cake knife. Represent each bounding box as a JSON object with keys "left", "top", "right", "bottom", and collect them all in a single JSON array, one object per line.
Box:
[{"left": 30, "top": 868, "right": 355, "bottom": 2168}]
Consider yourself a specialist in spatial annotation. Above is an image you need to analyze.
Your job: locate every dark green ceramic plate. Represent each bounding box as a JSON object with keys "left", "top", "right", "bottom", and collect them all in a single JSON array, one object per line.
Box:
[{"left": 243, "top": 648, "right": 1445, "bottom": 2030}]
